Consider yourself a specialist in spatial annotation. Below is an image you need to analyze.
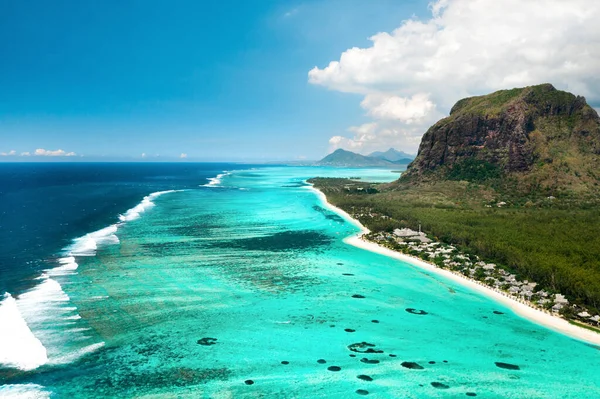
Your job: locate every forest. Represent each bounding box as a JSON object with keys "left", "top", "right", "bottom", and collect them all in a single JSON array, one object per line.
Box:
[{"left": 310, "top": 177, "right": 600, "bottom": 315}]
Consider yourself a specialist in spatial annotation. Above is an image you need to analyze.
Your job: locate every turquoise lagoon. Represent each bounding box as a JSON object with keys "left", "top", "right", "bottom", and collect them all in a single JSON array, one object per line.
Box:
[{"left": 2, "top": 166, "right": 599, "bottom": 398}]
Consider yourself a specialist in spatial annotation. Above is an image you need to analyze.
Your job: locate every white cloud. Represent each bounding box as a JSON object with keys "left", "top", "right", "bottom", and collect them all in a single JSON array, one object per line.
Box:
[
  {"left": 309, "top": 0, "right": 600, "bottom": 152},
  {"left": 34, "top": 148, "right": 76, "bottom": 157},
  {"left": 21, "top": 152, "right": 30, "bottom": 156},
  {"left": 0, "top": 150, "right": 16, "bottom": 156},
  {"left": 360, "top": 93, "right": 435, "bottom": 124},
  {"left": 141, "top": 153, "right": 146, "bottom": 158},
  {"left": 329, "top": 122, "right": 423, "bottom": 154},
  {"left": 180, "top": 153, "right": 187, "bottom": 158}
]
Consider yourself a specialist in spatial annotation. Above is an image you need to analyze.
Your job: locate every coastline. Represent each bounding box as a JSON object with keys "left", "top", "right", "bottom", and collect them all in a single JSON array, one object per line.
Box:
[{"left": 309, "top": 185, "right": 600, "bottom": 346}]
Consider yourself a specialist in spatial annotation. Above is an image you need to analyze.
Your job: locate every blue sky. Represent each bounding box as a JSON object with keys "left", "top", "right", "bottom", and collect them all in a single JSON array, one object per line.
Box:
[{"left": 0, "top": 0, "right": 430, "bottom": 161}]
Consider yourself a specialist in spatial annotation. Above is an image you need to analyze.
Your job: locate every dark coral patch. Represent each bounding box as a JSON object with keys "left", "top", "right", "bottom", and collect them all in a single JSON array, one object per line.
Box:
[
  {"left": 212, "top": 230, "right": 332, "bottom": 252},
  {"left": 360, "top": 358, "right": 380, "bottom": 364},
  {"left": 405, "top": 308, "right": 428, "bottom": 315},
  {"left": 348, "top": 342, "right": 383, "bottom": 354},
  {"left": 349, "top": 354, "right": 356, "bottom": 358},
  {"left": 345, "top": 328, "right": 356, "bottom": 333},
  {"left": 495, "top": 362, "right": 520, "bottom": 370},
  {"left": 352, "top": 294, "right": 366, "bottom": 299},
  {"left": 343, "top": 273, "right": 355, "bottom": 276},
  {"left": 466, "top": 393, "right": 477, "bottom": 397},
  {"left": 244, "top": 380, "right": 254, "bottom": 385},
  {"left": 371, "top": 320, "right": 379, "bottom": 323},
  {"left": 431, "top": 382, "right": 450, "bottom": 389},
  {"left": 197, "top": 337, "right": 218, "bottom": 346},
  {"left": 389, "top": 354, "right": 397, "bottom": 358},
  {"left": 337, "top": 263, "right": 344, "bottom": 265},
  {"left": 401, "top": 362, "right": 424, "bottom": 370},
  {"left": 443, "top": 360, "right": 448, "bottom": 363},
  {"left": 327, "top": 366, "right": 342, "bottom": 372},
  {"left": 317, "top": 359, "right": 327, "bottom": 364},
  {"left": 493, "top": 311, "right": 505, "bottom": 315},
  {"left": 281, "top": 361, "right": 289, "bottom": 365},
  {"left": 356, "top": 390, "right": 369, "bottom": 396},
  {"left": 312, "top": 205, "right": 346, "bottom": 223},
  {"left": 428, "top": 361, "right": 435, "bottom": 364},
  {"left": 357, "top": 375, "right": 373, "bottom": 381}
]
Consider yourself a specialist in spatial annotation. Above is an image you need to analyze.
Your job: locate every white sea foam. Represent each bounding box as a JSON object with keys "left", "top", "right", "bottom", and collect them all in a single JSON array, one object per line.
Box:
[
  {"left": 47, "top": 256, "right": 79, "bottom": 276},
  {"left": 118, "top": 190, "right": 180, "bottom": 221},
  {"left": 51, "top": 342, "right": 105, "bottom": 365},
  {"left": 89, "top": 295, "right": 109, "bottom": 300},
  {"left": 202, "top": 172, "right": 231, "bottom": 187},
  {"left": 0, "top": 294, "right": 48, "bottom": 371},
  {"left": 68, "top": 224, "right": 120, "bottom": 257},
  {"left": 1, "top": 189, "right": 181, "bottom": 372},
  {"left": 0, "top": 384, "right": 51, "bottom": 399},
  {"left": 10, "top": 277, "right": 107, "bottom": 367}
]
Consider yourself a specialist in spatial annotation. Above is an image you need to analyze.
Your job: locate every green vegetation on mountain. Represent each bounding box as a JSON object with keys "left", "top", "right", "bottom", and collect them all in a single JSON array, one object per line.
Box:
[
  {"left": 402, "top": 83, "right": 600, "bottom": 198},
  {"left": 312, "top": 84, "right": 600, "bottom": 315}
]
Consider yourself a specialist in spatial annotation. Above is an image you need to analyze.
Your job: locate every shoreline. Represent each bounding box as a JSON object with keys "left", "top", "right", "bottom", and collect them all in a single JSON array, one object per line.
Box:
[{"left": 309, "top": 185, "right": 600, "bottom": 346}]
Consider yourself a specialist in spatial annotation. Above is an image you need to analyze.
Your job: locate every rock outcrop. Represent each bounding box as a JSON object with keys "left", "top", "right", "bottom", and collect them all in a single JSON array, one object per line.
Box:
[{"left": 402, "top": 84, "right": 600, "bottom": 193}]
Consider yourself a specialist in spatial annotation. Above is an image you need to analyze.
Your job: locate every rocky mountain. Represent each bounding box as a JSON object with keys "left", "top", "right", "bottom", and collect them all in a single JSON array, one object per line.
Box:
[
  {"left": 368, "top": 148, "right": 415, "bottom": 163},
  {"left": 317, "top": 149, "right": 396, "bottom": 167},
  {"left": 402, "top": 84, "right": 600, "bottom": 195}
]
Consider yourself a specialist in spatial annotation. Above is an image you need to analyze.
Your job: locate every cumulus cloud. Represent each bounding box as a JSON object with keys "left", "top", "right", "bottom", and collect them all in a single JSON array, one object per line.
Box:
[
  {"left": 329, "top": 122, "right": 423, "bottom": 153},
  {"left": 34, "top": 148, "right": 76, "bottom": 156},
  {"left": 0, "top": 150, "right": 16, "bottom": 156},
  {"left": 360, "top": 93, "right": 435, "bottom": 124},
  {"left": 180, "top": 153, "right": 188, "bottom": 158},
  {"left": 309, "top": 0, "right": 600, "bottom": 153},
  {"left": 21, "top": 152, "right": 30, "bottom": 156}
]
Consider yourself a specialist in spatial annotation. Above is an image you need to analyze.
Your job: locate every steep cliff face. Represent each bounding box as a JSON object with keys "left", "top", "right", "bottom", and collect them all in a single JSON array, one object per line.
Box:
[{"left": 402, "top": 84, "right": 600, "bottom": 193}]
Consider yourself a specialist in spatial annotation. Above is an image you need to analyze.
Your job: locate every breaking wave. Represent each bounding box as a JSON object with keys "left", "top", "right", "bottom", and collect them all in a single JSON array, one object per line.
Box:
[
  {"left": 202, "top": 172, "right": 230, "bottom": 187},
  {"left": 0, "top": 294, "right": 48, "bottom": 371},
  {"left": 119, "top": 190, "right": 180, "bottom": 221},
  {"left": 0, "top": 189, "right": 181, "bottom": 372},
  {"left": 0, "top": 384, "right": 51, "bottom": 399}
]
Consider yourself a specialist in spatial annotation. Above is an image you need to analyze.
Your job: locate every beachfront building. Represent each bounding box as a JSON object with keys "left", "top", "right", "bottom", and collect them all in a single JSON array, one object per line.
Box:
[
  {"left": 393, "top": 228, "right": 432, "bottom": 243},
  {"left": 366, "top": 223, "right": 599, "bottom": 331}
]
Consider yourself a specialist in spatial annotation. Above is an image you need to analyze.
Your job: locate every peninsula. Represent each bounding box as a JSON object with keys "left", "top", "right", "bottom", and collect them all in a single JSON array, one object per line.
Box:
[{"left": 310, "top": 84, "right": 600, "bottom": 337}]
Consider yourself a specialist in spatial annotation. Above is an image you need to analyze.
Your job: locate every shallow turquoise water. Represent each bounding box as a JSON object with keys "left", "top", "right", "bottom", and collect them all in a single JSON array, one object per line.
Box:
[{"left": 2, "top": 166, "right": 600, "bottom": 398}]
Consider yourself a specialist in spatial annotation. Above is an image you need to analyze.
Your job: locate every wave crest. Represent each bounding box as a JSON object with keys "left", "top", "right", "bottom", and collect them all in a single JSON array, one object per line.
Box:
[
  {"left": 0, "top": 189, "right": 181, "bottom": 372},
  {"left": 202, "top": 172, "right": 230, "bottom": 187},
  {"left": 0, "top": 294, "right": 48, "bottom": 371}
]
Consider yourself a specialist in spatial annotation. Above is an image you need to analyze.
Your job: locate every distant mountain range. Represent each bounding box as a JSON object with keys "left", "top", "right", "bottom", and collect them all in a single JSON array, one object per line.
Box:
[
  {"left": 316, "top": 148, "right": 415, "bottom": 167},
  {"left": 368, "top": 148, "right": 415, "bottom": 163}
]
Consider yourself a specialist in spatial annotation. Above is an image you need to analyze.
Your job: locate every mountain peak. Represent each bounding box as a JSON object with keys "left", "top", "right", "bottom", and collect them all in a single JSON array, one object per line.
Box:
[
  {"left": 369, "top": 148, "right": 415, "bottom": 163},
  {"left": 402, "top": 84, "right": 600, "bottom": 195},
  {"left": 317, "top": 149, "right": 394, "bottom": 167}
]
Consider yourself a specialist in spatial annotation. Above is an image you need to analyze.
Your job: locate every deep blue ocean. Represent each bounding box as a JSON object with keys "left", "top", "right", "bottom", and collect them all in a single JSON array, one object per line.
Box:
[
  {"left": 0, "top": 163, "right": 241, "bottom": 297},
  {"left": 1, "top": 163, "right": 599, "bottom": 398}
]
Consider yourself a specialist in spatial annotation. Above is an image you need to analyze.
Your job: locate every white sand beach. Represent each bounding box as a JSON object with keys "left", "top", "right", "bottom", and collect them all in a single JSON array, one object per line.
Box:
[{"left": 310, "top": 185, "right": 600, "bottom": 346}]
